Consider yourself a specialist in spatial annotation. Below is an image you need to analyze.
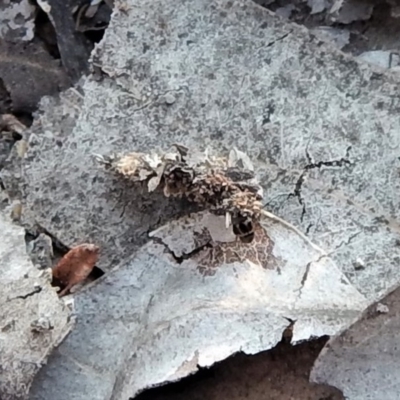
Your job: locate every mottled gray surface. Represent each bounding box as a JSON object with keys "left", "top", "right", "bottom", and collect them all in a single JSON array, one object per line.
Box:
[
  {"left": 0, "top": 212, "right": 71, "bottom": 400},
  {"left": 29, "top": 211, "right": 366, "bottom": 400},
  {"left": 0, "top": 0, "right": 36, "bottom": 41},
  {"left": 311, "top": 285, "right": 400, "bottom": 400},
  {"left": 2, "top": 0, "right": 400, "bottom": 398},
  {"left": 27, "top": 233, "right": 54, "bottom": 269},
  {"left": 358, "top": 50, "right": 400, "bottom": 69},
  {"left": 3, "top": 0, "right": 400, "bottom": 304}
]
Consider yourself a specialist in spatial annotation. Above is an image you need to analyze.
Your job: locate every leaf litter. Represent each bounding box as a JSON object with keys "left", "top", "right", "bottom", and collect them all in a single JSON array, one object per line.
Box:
[
  {"left": 32, "top": 145, "right": 366, "bottom": 398},
  {"left": 311, "top": 284, "right": 400, "bottom": 400},
  {"left": 3, "top": 0, "right": 398, "bottom": 396},
  {"left": 13, "top": 145, "right": 369, "bottom": 399}
]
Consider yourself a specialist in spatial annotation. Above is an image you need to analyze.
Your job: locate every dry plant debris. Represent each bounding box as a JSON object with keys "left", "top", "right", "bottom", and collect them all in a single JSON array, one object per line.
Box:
[
  {"left": 96, "top": 146, "right": 264, "bottom": 243},
  {"left": 0, "top": 114, "right": 26, "bottom": 135},
  {"left": 52, "top": 243, "right": 100, "bottom": 297}
]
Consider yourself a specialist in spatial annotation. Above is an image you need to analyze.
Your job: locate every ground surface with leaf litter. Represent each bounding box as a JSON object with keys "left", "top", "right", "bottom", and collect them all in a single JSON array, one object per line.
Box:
[{"left": 1, "top": 0, "right": 400, "bottom": 400}]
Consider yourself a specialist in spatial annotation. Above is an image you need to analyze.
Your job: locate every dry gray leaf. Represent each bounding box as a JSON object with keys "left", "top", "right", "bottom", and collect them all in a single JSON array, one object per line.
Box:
[
  {"left": 29, "top": 211, "right": 367, "bottom": 400},
  {"left": 308, "top": 0, "right": 330, "bottom": 14},
  {"left": 3, "top": 2, "right": 400, "bottom": 398},
  {"left": 27, "top": 233, "right": 54, "bottom": 270},
  {"left": 311, "top": 284, "right": 400, "bottom": 400},
  {"left": 329, "top": 0, "right": 344, "bottom": 14},
  {"left": 0, "top": 0, "right": 37, "bottom": 42},
  {"left": 85, "top": 1, "right": 102, "bottom": 19},
  {"left": 310, "top": 26, "right": 350, "bottom": 50},
  {"left": 275, "top": 4, "right": 296, "bottom": 19},
  {"left": 358, "top": 51, "right": 400, "bottom": 69},
  {"left": 0, "top": 213, "right": 72, "bottom": 400},
  {"left": 330, "top": 0, "right": 374, "bottom": 23},
  {"left": 4, "top": 0, "right": 400, "bottom": 305}
]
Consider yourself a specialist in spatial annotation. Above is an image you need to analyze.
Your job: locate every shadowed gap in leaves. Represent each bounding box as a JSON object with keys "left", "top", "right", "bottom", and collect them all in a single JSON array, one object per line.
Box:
[{"left": 132, "top": 336, "right": 344, "bottom": 400}]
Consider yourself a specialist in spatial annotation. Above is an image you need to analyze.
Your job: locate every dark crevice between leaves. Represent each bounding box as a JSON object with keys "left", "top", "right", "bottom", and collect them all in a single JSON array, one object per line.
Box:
[
  {"left": 288, "top": 148, "right": 352, "bottom": 222},
  {"left": 32, "top": 0, "right": 61, "bottom": 59},
  {"left": 38, "top": 0, "right": 113, "bottom": 81},
  {"left": 132, "top": 364, "right": 216, "bottom": 400},
  {"left": 31, "top": 0, "right": 112, "bottom": 82},
  {"left": 132, "top": 335, "right": 343, "bottom": 400},
  {"left": 1, "top": 0, "right": 113, "bottom": 124},
  {"left": 89, "top": 265, "right": 106, "bottom": 280},
  {"left": 44, "top": 0, "right": 91, "bottom": 81},
  {"left": 0, "top": 0, "right": 101, "bottom": 131}
]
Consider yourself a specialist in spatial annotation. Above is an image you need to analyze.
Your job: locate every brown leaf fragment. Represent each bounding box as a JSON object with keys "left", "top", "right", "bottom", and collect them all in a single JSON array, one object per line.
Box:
[{"left": 52, "top": 243, "right": 100, "bottom": 297}]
